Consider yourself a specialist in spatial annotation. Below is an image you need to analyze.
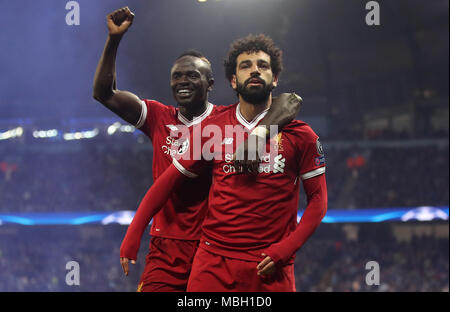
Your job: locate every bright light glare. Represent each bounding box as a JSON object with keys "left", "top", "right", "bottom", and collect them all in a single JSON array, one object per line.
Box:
[
  {"left": 0, "top": 127, "right": 23, "bottom": 140},
  {"left": 33, "top": 129, "right": 58, "bottom": 138},
  {"left": 63, "top": 128, "right": 99, "bottom": 141}
]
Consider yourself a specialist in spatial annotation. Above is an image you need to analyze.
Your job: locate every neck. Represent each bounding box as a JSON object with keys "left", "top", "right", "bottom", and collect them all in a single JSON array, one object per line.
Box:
[
  {"left": 179, "top": 101, "right": 209, "bottom": 121},
  {"left": 238, "top": 94, "right": 272, "bottom": 122}
]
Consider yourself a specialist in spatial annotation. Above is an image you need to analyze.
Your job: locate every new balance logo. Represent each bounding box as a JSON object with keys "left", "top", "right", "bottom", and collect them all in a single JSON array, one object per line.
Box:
[{"left": 273, "top": 154, "right": 286, "bottom": 173}]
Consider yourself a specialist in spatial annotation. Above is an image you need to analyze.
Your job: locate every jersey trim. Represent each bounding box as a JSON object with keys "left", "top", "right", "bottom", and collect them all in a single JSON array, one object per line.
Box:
[
  {"left": 301, "top": 167, "right": 326, "bottom": 180},
  {"left": 178, "top": 102, "right": 214, "bottom": 127},
  {"left": 172, "top": 158, "right": 198, "bottom": 178},
  {"left": 135, "top": 100, "right": 148, "bottom": 129},
  {"left": 235, "top": 103, "right": 270, "bottom": 130}
]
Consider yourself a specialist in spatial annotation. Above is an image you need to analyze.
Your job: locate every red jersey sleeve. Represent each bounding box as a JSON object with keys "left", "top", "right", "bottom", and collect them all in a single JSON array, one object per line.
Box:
[
  {"left": 296, "top": 124, "right": 326, "bottom": 180},
  {"left": 263, "top": 174, "right": 328, "bottom": 265},
  {"left": 263, "top": 122, "right": 327, "bottom": 265},
  {"left": 120, "top": 165, "right": 186, "bottom": 260},
  {"left": 137, "top": 99, "right": 175, "bottom": 141}
]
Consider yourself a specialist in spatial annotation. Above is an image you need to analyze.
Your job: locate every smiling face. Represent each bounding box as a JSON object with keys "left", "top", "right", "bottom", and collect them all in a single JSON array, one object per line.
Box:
[
  {"left": 170, "top": 56, "right": 213, "bottom": 109},
  {"left": 231, "top": 50, "right": 278, "bottom": 105}
]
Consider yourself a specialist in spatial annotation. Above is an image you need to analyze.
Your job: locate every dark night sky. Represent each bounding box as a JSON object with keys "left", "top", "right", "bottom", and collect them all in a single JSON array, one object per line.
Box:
[{"left": 0, "top": 0, "right": 448, "bottom": 122}]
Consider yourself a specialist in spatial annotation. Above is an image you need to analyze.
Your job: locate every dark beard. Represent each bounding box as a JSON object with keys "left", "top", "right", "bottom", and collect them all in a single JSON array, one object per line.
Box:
[{"left": 236, "top": 79, "right": 273, "bottom": 105}]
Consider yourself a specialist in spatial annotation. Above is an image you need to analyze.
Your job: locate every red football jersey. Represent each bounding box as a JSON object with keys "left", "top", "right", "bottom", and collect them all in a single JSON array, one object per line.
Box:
[
  {"left": 174, "top": 103, "right": 326, "bottom": 261},
  {"left": 138, "top": 99, "right": 224, "bottom": 240}
]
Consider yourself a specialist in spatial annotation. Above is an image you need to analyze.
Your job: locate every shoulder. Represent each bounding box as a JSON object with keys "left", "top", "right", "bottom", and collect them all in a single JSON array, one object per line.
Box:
[
  {"left": 142, "top": 99, "right": 176, "bottom": 113},
  {"left": 282, "top": 120, "right": 319, "bottom": 142},
  {"left": 206, "top": 103, "right": 237, "bottom": 124},
  {"left": 211, "top": 103, "right": 237, "bottom": 115}
]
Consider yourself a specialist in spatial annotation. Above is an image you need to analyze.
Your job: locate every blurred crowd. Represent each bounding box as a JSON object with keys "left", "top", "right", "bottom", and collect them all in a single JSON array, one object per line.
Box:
[
  {"left": 1, "top": 136, "right": 447, "bottom": 212},
  {"left": 295, "top": 224, "right": 449, "bottom": 292},
  {"left": 0, "top": 223, "right": 447, "bottom": 292},
  {"left": 0, "top": 140, "right": 153, "bottom": 212}
]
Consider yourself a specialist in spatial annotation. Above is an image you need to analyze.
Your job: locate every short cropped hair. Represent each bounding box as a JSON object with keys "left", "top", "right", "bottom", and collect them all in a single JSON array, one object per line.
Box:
[{"left": 176, "top": 50, "right": 213, "bottom": 80}]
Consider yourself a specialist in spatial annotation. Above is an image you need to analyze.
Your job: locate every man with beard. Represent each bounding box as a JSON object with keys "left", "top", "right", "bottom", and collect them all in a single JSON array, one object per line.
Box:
[
  {"left": 120, "top": 34, "right": 327, "bottom": 291},
  {"left": 94, "top": 8, "right": 302, "bottom": 292}
]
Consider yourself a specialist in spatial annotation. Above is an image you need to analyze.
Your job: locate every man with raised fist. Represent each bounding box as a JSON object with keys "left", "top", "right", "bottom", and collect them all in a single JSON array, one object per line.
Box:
[
  {"left": 93, "top": 7, "right": 301, "bottom": 292},
  {"left": 119, "top": 34, "right": 328, "bottom": 292}
]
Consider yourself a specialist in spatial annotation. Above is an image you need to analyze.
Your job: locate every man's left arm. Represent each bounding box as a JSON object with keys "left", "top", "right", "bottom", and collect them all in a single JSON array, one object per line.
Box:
[
  {"left": 233, "top": 93, "right": 302, "bottom": 173},
  {"left": 258, "top": 173, "right": 327, "bottom": 274},
  {"left": 258, "top": 130, "right": 327, "bottom": 275}
]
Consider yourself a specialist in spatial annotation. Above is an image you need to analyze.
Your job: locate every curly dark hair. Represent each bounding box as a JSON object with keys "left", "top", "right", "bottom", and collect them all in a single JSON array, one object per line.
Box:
[{"left": 224, "top": 34, "right": 283, "bottom": 82}]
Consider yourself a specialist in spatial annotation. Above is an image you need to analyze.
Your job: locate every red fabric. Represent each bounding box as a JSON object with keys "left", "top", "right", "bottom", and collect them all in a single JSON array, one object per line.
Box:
[
  {"left": 137, "top": 237, "right": 199, "bottom": 292},
  {"left": 120, "top": 165, "right": 185, "bottom": 260},
  {"left": 264, "top": 174, "right": 327, "bottom": 265},
  {"left": 138, "top": 99, "right": 218, "bottom": 240},
  {"left": 187, "top": 247, "right": 295, "bottom": 292},
  {"left": 176, "top": 103, "right": 326, "bottom": 262}
]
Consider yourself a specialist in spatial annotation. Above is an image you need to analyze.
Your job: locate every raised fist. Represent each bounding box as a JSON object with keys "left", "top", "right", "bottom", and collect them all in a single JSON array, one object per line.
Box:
[{"left": 107, "top": 7, "right": 135, "bottom": 36}]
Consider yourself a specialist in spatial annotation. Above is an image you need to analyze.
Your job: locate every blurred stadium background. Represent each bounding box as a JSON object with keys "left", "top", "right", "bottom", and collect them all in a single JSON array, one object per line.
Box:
[{"left": 0, "top": 0, "right": 448, "bottom": 291}]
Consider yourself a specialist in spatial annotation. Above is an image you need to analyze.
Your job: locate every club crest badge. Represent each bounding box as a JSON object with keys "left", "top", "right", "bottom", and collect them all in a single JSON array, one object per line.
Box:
[{"left": 177, "top": 139, "right": 189, "bottom": 155}]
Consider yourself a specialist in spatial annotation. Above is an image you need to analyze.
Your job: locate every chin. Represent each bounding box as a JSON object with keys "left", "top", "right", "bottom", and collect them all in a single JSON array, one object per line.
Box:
[{"left": 175, "top": 97, "right": 192, "bottom": 106}]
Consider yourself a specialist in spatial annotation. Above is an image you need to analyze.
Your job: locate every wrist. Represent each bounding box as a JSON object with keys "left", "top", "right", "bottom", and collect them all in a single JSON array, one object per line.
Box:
[
  {"left": 264, "top": 245, "right": 283, "bottom": 266},
  {"left": 108, "top": 33, "right": 124, "bottom": 43}
]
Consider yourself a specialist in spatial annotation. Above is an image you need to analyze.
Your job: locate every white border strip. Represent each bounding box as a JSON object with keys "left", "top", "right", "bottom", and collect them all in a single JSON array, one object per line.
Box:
[
  {"left": 301, "top": 167, "right": 326, "bottom": 180},
  {"left": 178, "top": 102, "right": 214, "bottom": 127},
  {"left": 172, "top": 158, "right": 198, "bottom": 178},
  {"left": 236, "top": 103, "right": 270, "bottom": 130},
  {"left": 135, "top": 100, "right": 148, "bottom": 129}
]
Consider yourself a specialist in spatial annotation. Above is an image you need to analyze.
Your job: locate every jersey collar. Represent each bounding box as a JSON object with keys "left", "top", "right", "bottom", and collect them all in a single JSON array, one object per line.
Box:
[
  {"left": 177, "top": 102, "right": 214, "bottom": 127},
  {"left": 235, "top": 103, "right": 270, "bottom": 130}
]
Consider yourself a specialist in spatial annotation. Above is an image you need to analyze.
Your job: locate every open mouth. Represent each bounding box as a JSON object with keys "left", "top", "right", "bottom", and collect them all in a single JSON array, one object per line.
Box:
[
  {"left": 246, "top": 79, "right": 264, "bottom": 87},
  {"left": 176, "top": 89, "right": 193, "bottom": 97}
]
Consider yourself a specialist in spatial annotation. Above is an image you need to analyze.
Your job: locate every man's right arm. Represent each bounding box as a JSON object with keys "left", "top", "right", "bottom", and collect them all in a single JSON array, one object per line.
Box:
[
  {"left": 119, "top": 164, "right": 188, "bottom": 275},
  {"left": 93, "top": 7, "right": 143, "bottom": 126}
]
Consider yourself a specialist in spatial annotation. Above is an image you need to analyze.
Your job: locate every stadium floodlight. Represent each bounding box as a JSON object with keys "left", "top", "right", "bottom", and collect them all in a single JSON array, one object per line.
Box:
[
  {"left": 83, "top": 128, "right": 99, "bottom": 139},
  {"left": 120, "top": 125, "right": 135, "bottom": 133},
  {"left": 32, "top": 129, "right": 58, "bottom": 139},
  {"left": 0, "top": 127, "right": 23, "bottom": 140},
  {"left": 107, "top": 122, "right": 121, "bottom": 135},
  {"left": 63, "top": 128, "right": 99, "bottom": 141}
]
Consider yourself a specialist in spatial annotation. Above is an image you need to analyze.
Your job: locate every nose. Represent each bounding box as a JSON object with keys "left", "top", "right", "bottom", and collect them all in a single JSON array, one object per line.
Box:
[
  {"left": 250, "top": 64, "right": 262, "bottom": 76},
  {"left": 177, "top": 74, "right": 190, "bottom": 85},
  {"left": 251, "top": 68, "right": 261, "bottom": 76}
]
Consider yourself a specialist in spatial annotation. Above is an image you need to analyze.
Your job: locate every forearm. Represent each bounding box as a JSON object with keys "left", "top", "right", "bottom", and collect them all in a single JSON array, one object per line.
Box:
[
  {"left": 120, "top": 164, "right": 186, "bottom": 260},
  {"left": 93, "top": 35, "right": 122, "bottom": 101},
  {"left": 265, "top": 174, "right": 327, "bottom": 265}
]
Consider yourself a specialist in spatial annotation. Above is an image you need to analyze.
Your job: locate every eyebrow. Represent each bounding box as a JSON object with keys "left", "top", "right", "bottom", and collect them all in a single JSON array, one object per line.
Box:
[
  {"left": 238, "top": 59, "right": 270, "bottom": 67},
  {"left": 172, "top": 70, "right": 200, "bottom": 76}
]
